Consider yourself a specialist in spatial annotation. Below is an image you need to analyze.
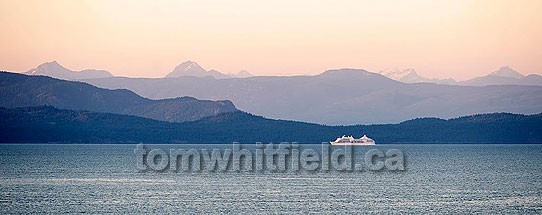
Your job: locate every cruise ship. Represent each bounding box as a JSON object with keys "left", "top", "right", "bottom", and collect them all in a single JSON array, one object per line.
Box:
[{"left": 330, "top": 135, "right": 376, "bottom": 145}]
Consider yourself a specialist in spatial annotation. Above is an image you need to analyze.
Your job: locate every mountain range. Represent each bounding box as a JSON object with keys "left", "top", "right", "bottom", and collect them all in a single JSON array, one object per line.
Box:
[
  {"left": 160, "top": 60, "right": 254, "bottom": 79},
  {"left": 26, "top": 61, "right": 254, "bottom": 80},
  {"left": 379, "top": 66, "right": 542, "bottom": 86},
  {"left": 24, "top": 61, "right": 541, "bottom": 86},
  {"left": 0, "top": 72, "right": 237, "bottom": 122},
  {"left": 460, "top": 66, "right": 542, "bottom": 86},
  {"left": 1, "top": 70, "right": 540, "bottom": 143},
  {"left": 11, "top": 61, "right": 542, "bottom": 125},
  {"left": 83, "top": 68, "right": 542, "bottom": 125}
]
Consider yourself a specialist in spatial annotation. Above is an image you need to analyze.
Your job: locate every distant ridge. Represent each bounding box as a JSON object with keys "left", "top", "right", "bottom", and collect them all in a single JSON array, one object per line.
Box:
[
  {"left": 228, "top": 70, "right": 253, "bottom": 78},
  {"left": 490, "top": 66, "right": 525, "bottom": 79},
  {"left": 22, "top": 61, "right": 540, "bottom": 85},
  {"left": 460, "top": 66, "right": 542, "bottom": 86},
  {"left": 84, "top": 68, "right": 542, "bottom": 125},
  {"left": 379, "top": 68, "right": 456, "bottom": 85},
  {"left": 378, "top": 66, "right": 542, "bottom": 86},
  {"left": 26, "top": 61, "right": 113, "bottom": 80},
  {"left": 167, "top": 61, "right": 220, "bottom": 78},
  {"left": 166, "top": 61, "right": 248, "bottom": 79}
]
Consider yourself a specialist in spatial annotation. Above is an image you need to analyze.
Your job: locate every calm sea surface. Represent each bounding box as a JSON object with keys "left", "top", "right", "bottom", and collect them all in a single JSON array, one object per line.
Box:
[{"left": 0, "top": 144, "right": 541, "bottom": 214}]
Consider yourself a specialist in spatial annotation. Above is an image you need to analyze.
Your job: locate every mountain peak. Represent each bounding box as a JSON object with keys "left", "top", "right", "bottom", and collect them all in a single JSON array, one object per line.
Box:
[
  {"left": 40, "top": 60, "right": 60, "bottom": 65},
  {"left": 26, "top": 61, "right": 113, "bottom": 80},
  {"left": 379, "top": 68, "right": 436, "bottom": 83},
  {"left": 317, "top": 68, "right": 391, "bottom": 82},
  {"left": 319, "top": 68, "right": 371, "bottom": 76},
  {"left": 238, "top": 70, "right": 251, "bottom": 76},
  {"left": 166, "top": 61, "right": 230, "bottom": 79},
  {"left": 167, "top": 61, "right": 206, "bottom": 77},
  {"left": 40, "top": 60, "right": 63, "bottom": 67},
  {"left": 380, "top": 68, "right": 419, "bottom": 81},
  {"left": 490, "top": 66, "right": 524, "bottom": 79},
  {"left": 379, "top": 68, "right": 456, "bottom": 84},
  {"left": 27, "top": 61, "right": 71, "bottom": 76},
  {"left": 228, "top": 70, "right": 253, "bottom": 78}
]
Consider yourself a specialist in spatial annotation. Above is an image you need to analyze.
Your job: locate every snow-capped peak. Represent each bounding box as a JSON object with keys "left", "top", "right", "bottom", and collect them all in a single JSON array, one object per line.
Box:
[
  {"left": 379, "top": 68, "right": 421, "bottom": 82},
  {"left": 379, "top": 68, "right": 456, "bottom": 85},
  {"left": 27, "top": 61, "right": 70, "bottom": 75},
  {"left": 379, "top": 67, "right": 418, "bottom": 81},
  {"left": 166, "top": 61, "right": 231, "bottom": 79},
  {"left": 166, "top": 61, "right": 208, "bottom": 78}
]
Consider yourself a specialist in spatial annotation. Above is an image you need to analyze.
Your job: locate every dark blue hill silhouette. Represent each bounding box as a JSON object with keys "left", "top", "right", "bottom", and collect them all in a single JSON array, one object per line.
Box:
[
  {"left": 0, "top": 72, "right": 237, "bottom": 122},
  {"left": 0, "top": 106, "right": 540, "bottom": 143}
]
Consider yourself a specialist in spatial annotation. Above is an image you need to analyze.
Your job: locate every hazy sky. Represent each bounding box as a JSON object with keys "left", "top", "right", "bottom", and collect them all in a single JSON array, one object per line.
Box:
[{"left": 1, "top": 0, "right": 541, "bottom": 80}]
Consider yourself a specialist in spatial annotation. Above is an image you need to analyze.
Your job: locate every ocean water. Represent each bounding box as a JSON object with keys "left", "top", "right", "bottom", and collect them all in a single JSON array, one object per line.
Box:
[{"left": 0, "top": 144, "right": 541, "bottom": 214}]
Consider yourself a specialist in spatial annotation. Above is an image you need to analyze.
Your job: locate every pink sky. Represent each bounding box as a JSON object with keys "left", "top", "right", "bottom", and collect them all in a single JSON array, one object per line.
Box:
[{"left": 1, "top": 0, "right": 541, "bottom": 80}]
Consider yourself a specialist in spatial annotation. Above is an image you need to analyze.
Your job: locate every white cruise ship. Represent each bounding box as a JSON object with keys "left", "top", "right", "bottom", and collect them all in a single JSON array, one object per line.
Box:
[{"left": 330, "top": 135, "right": 376, "bottom": 145}]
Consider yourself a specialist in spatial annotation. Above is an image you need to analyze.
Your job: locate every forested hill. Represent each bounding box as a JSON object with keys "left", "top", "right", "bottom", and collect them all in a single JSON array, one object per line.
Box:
[
  {"left": 1, "top": 106, "right": 541, "bottom": 144},
  {"left": 0, "top": 71, "right": 237, "bottom": 122}
]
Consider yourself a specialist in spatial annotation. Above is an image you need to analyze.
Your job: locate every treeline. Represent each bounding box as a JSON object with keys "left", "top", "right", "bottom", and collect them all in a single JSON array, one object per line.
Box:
[{"left": 0, "top": 106, "right": 541, "bottom": 144}]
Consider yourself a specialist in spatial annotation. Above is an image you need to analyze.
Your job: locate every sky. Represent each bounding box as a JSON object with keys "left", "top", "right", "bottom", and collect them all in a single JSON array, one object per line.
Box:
[{"left": 0, "top": 0, "right": 541, "bottom": 80}]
